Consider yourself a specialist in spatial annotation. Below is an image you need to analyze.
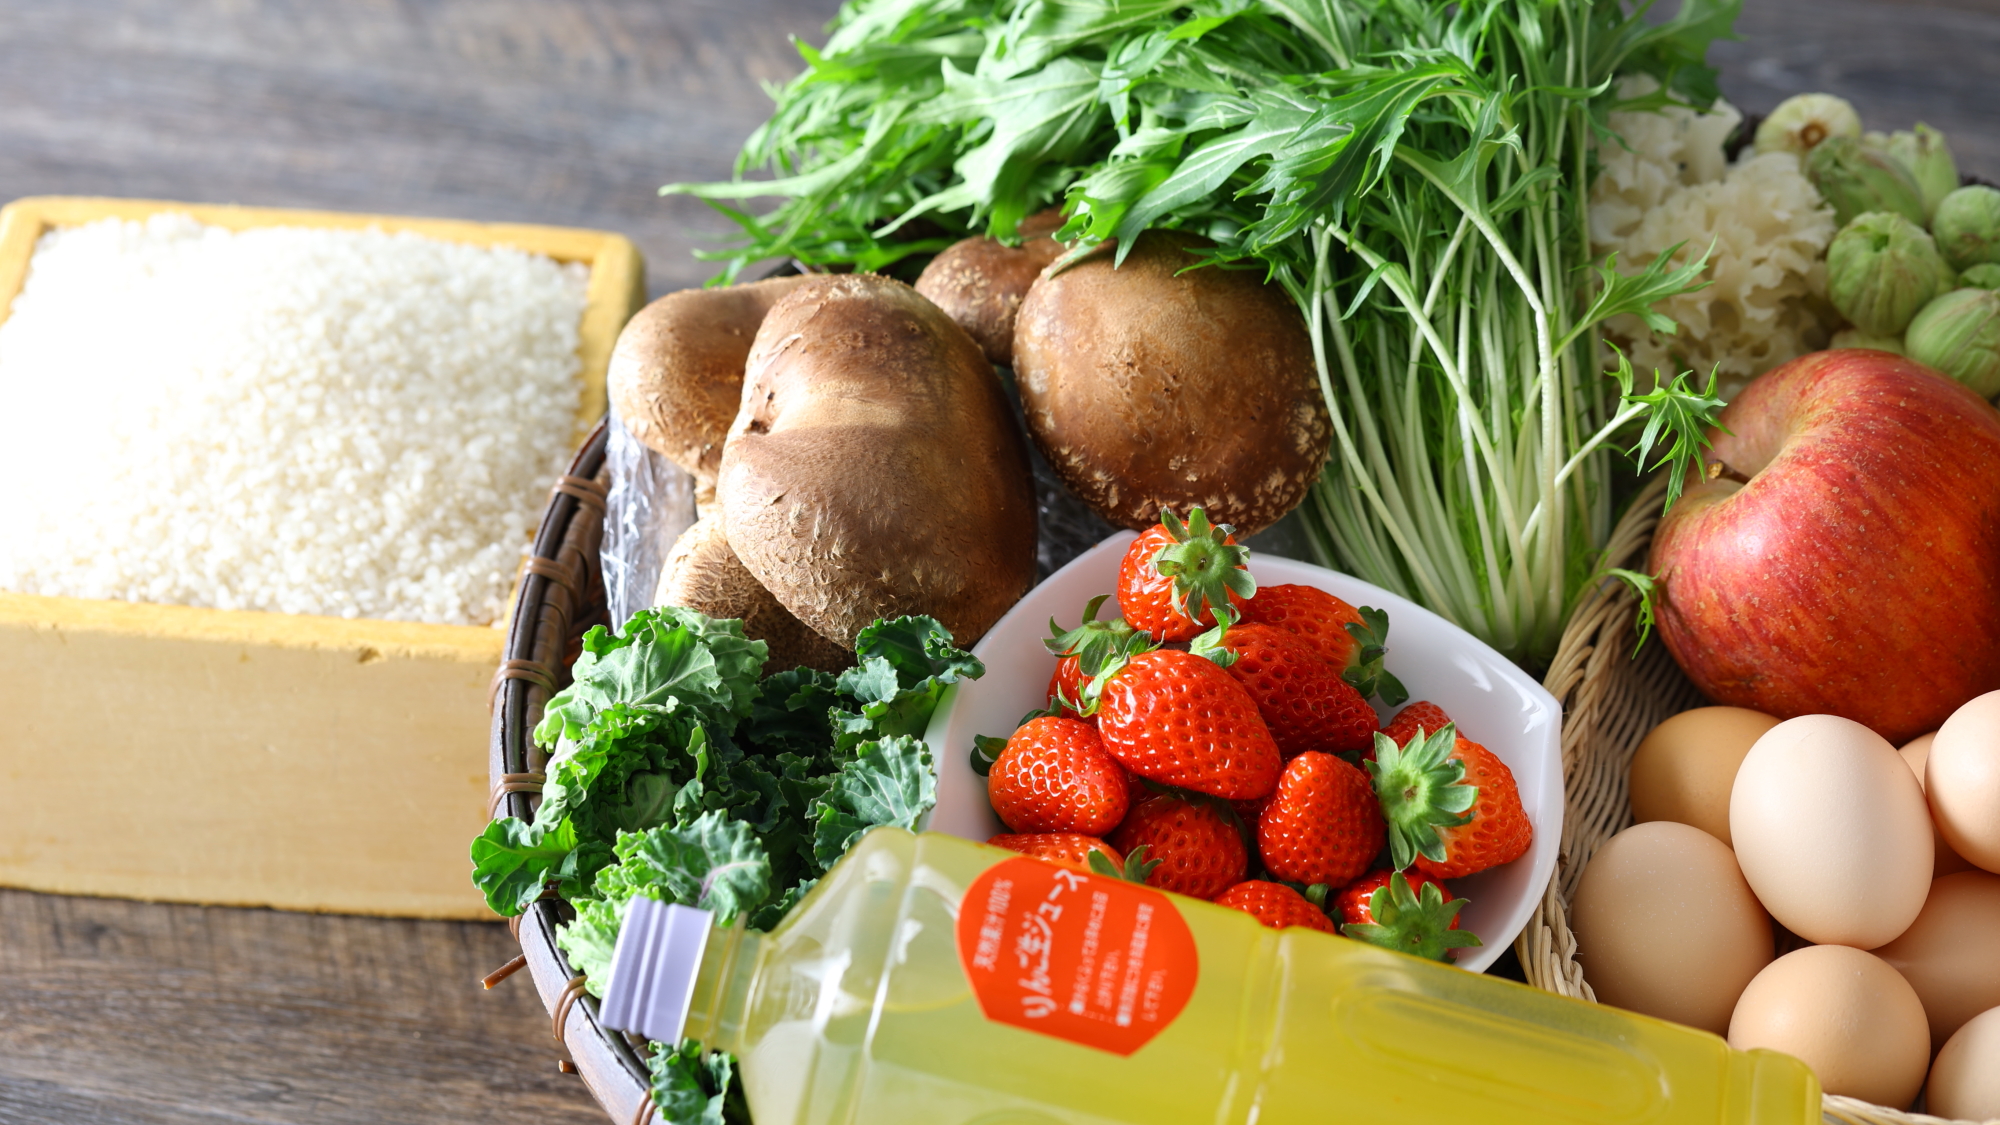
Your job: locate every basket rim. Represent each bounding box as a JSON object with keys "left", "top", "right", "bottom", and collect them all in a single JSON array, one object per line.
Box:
[{"left": 487, "top": 418, "right": 656, "bottom": 1123}]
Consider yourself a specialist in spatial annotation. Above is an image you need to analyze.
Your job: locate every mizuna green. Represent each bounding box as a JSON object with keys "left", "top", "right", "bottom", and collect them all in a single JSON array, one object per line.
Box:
[{"left": 671, "top": 0, "right": 1741, "bottom": 663}]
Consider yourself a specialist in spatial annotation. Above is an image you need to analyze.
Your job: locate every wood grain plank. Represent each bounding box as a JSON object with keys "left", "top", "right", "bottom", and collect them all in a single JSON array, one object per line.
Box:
[
  {"left": 0, "top": 0, "right": 847, "bottom": 298},
  {"left": 0, "top": 889, "right": 601, "bottom": 1125},
  {"left": 1713, "top": 0, "right": 2000, "bottom": 177}
]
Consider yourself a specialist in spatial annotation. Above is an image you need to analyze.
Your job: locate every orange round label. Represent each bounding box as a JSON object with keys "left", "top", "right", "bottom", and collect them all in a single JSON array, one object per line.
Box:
[{"left": 955, "top": 856, "right": 1199, "bottom": 1057}]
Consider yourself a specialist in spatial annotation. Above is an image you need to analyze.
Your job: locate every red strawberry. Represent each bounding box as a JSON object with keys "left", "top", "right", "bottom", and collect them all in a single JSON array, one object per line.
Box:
[
  {"left": 988, "top": 833, "right": 1123, "bottom": 872},
  {"left": 1214, "top": 623, "right": 1378, "bottom": 757},
  {"left": 1241, "top": 586, "right": 1406, "bottom": 705},
  {"left": 986, "top": 716, "right": 1129, "bottom": 836},
  {"left": 1045, "top": 657, "right": 1088, "bottom": 719},
  {"left": 1095, "top": 649, "right": 1282, "bottom": 800},
  {"left": 1213, "top": 880, "right": 1336, "bottom": 933},
  {"left": 1335, "top": 869, "right": 1482, "bottom": 963},
  {"left": 1256, "top": 751, "right": 1385, "bottom": 887},
  {"left": 1043, "top": 594, "right": 1154, "bottom": 717},
  {"left": 1116, "top": 508, "right": 1254, "bottom": 642},
  {"left": 1109, "top": 794, "right": 1247, "bottom": 899},
  {"left": 1380, "top": 701, "right": 1454, "bottom": 749},
  {"left": 1369, "top": 725, "right": 1532, "bottom": 880}
]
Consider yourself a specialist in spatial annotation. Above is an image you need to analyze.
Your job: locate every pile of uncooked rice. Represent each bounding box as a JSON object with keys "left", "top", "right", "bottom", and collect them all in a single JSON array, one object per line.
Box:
[
  {"left": 1592, "top": 80, "right": 1838, "bottom": 399},
  {"left": 0, "top": 213, "right": 587, "bottom": 626}
]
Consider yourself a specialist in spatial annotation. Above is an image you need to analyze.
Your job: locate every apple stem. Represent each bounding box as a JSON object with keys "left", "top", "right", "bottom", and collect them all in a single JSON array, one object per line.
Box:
[{"left": 1705, "top": 459, "right": 1751, "bottom": 485}]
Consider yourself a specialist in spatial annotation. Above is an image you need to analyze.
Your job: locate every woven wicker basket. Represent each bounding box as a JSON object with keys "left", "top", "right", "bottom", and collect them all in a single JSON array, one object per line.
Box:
[
  {"left": 489, "top": 439, "right": 1972, "bottom": 1125},
  {"left": 1524, "top": 476, "right": 1977, "bottom": 1125}
]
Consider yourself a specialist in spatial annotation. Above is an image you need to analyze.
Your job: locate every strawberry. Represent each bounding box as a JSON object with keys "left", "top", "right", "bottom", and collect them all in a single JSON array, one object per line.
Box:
[
  {"left": 1213, "top": 880, "right": 1336, "bottom": 933},
  {"left": 1116, "top": 508, "right": 1254, "bottom": 642},
  {"left": 984, "top": 716, "right": 1129, "bottom": 836},
  {"left": 1043, "top": 593, "right": 1155, "bottom": 717},
  {"left": 1256, "top": 751, "right": 1385, "bottom": 887},
  {"left": 1109, "top": 793, "right": 1247, "bottom": 899},
  {"left": 1368, "top": 725, "right": 1531, "bottom": 879},
  {"left": 1380, "top": 701, "right": 1454, "bottom": 749},
  {"left": 1214, "top": 623, "right": 1378, "bottom": 757},
  {"left": 1335, "top": 869, "right": 1482, "bottom": 963},
  {"left": 1045, "top": 657, "right": 1088, "bottom": 719},
  {"left": 1094, "top": 649, "right": 1282, "bottom": 800},
  {"left": 1241, "top": 586, "right": 1407, "bottom": 705},
  {"left": 988, "top": 833, "right": 1123, "bottom": 872}
]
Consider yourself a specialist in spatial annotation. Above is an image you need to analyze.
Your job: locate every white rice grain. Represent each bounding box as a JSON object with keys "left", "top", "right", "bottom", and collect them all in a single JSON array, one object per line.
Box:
[{"left": 0, "top": 213, "right": 588, "bottom": 626}]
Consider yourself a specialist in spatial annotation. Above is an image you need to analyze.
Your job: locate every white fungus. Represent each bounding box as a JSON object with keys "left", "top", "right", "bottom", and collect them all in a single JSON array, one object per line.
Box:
[
  {"left": 0, "top": 213, "right": 588, "bottom": 626},
  {"left": 1592, "top": 78, "right": 1839, "bottom": 400}
]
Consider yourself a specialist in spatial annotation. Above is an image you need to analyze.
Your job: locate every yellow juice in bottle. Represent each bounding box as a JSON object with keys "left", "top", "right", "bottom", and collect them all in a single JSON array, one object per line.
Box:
[{"left": 656, "top": 828, "right": 1818, "bottom": 1125}]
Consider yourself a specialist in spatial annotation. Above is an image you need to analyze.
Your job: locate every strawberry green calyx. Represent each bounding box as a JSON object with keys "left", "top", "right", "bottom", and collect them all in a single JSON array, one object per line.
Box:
[
  {"left": 1151, "top": 508, "right": 1256, "bottom": 629},
  {"left": 1187, "top": 620, "right": 1238, "bottom": 668},
  {"left": 1342, "top": 605, "right": 1408, "bottom": 706},
  {"left": 1341, "top": 872, "right": 1483, "bottom": 962},
  {"left": 1046, "top": 594, "right": 1156, "bottom": 676},
  {"left": 1367, "top": 725, "right": 1475, "bottom": 869},
  {"left": 969, "top": 734, "right": 1009, "bottom": 777},
  {"left": 1090, "top": 843, "right": 1163, "bottom": 884}
]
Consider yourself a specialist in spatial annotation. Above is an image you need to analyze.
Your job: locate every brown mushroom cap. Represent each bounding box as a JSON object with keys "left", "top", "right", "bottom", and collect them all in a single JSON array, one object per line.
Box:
[
  {"left": 1011, "top": 230, "right": 1331, "bottom": 535},
  {"left": 719, "top": 273, "right": 1038, "bottom": 648},
  {"left": 606, "top": 274, "right": 817, "bottom": 506},
  {"left": 914, "top": 209, "right": 1068, "bottom": 368},
  {"left": 655, "top": 515, "right": 854, "bottom": 675}
]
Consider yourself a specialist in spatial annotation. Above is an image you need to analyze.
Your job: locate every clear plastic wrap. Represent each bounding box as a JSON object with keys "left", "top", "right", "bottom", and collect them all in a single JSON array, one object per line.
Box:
[{"left": 599, "top": 404, "right": 698, "bottom": 630}]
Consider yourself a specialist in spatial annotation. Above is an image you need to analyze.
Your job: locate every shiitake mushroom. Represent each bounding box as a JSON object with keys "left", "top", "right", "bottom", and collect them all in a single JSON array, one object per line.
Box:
[
  {"left": 606, "top": 274, "right": 816, "bottom": 509},
  {"left": 915, "top": 209, "right": 1066, "bottom": 368},
  {"left": 718, "top": 273, "right": 1038, "bottom": 648},
  {"left": 1011, "top": 230, "right": 1330, "bottom": 535}
]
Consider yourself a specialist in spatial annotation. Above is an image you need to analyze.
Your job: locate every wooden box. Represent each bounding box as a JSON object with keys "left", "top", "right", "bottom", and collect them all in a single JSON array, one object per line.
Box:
[{"left": 0, "top": 196, "right": 643, "bottom": 918}]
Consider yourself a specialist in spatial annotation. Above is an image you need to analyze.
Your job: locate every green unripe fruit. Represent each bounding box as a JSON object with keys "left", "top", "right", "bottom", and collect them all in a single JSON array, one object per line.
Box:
[
  {"left": 1826, "top": 212, "right": 1956, "bottom": 337},
  {"left": 1906, "top": 288, "right": 2000, "bottom": 398},
  {"left": 1932, "top": 186, "right": 2000, "bottom": 273},
  {"left": 1879, "top": 125, "right": 1958, "bottom": 222},
  {"left": 1806, "top": 136, "right": 1927, "bottom": 228},
  {"left": 1961, "top": 264, "right": 2000, "bottom": 291},
  {"left": 1755, "top": 94, "right": 1862, "bottom": 159}
]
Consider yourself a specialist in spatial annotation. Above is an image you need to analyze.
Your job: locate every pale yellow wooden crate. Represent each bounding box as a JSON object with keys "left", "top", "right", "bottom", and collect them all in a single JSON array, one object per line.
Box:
[{"left": 0, "top": 196, "right": 643, "bottom": 918}]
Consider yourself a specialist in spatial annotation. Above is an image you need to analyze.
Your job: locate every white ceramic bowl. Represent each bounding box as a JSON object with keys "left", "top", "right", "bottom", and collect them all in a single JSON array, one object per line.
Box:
[{"left": 921, "top": 531, "right": 1562, "bottom": 974}]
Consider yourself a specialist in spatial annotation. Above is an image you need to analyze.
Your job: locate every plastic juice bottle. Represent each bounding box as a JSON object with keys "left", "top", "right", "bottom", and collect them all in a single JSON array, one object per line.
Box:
[{"left": 601, "top": 828, "right": 1819, "bottom": 1125}]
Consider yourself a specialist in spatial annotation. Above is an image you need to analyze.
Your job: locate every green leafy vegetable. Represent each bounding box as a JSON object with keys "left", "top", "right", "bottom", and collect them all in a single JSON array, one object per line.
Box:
[
  {"left": 671, "top": 0, "right": 1746, "bottom": 664},
  {"left": 647, "top": 1040, "right": 750, "bottom": 1125},
  {"left": 556, "top": 814, "right": 774, "bottom": 986},
  {"left": 811, "top": 735, "right": 941, "bottom": 869}
]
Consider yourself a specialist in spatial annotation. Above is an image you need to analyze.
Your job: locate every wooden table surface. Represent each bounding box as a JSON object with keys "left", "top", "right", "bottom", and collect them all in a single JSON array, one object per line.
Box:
[{"left": 1, "top": 2, "right": 1996, "bottom": 1123}]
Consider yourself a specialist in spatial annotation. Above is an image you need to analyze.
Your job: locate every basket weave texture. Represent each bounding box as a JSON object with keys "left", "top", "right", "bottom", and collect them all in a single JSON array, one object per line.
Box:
[{"left": 1522, "top": 476, "right": 1979, "bottom": 1125}]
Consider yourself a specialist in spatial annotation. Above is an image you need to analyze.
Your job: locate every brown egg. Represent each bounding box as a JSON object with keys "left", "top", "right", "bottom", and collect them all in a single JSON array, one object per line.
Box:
[
  {"left": 1928, "top": 690, "right": 2000, "bottom": 872},
  {"left": 1571, "top": 822, "right": 1773, "bottom": 1035},
  {"left": 1729, "top": 945, "right": 1930, "bottom": 1107},
  {"left": 1631, "top": 707, "right": 1781, "bottom": 846},
  {"left": 1730, "top": 715, "right": 1933, "bottom": 948},
  {"left": 1927, "top": 1005, "right": 2000, "bottom": 1121},
  {"left": 1874, "top": 871, "right": 2000, "bottom": 1047},
  {"left": 1898, "top": 732, "right": 1977, "bottom": 878}
]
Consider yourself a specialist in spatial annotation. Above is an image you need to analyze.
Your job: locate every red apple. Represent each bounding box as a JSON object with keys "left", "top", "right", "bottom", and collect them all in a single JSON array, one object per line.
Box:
[{"left": 1649, "top": 350, "right": 2000, "bottom": 744}]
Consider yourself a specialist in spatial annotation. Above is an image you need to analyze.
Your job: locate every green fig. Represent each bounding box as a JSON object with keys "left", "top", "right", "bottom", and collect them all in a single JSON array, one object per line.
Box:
[
  {"left": 1879, "top": 125, "right": 1959, "bottom": 221},
  {"left": 1755, "top": 94, "right": 1863, "bottom": 159},
  {"left": 1932, "top": 186, "right": 2000, "bottom": 273},
  {"left": 1827, "top": 212, "right": 1956, "bottom": 336},
  {"left": 1906, "top": 288, "right": 2000, "bottom": 397},
  {"left": 1806, "top": 136, "right": 1928, "bottom": 228}
]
